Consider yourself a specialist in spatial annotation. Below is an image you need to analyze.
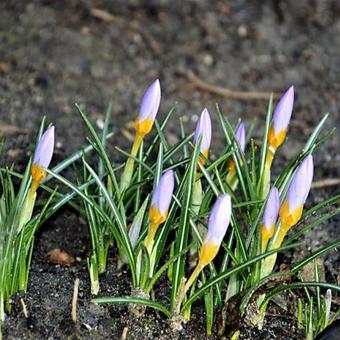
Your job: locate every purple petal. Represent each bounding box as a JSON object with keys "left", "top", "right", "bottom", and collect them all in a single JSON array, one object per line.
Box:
[
  {"left": 287, "top": 155, "right": 314, "bottom": 212},
  {"left": 193, "top": 108, "right": 212, "bottom": 152},
  {"left": 33, "top": 126, "right": 55, "bottom": 168},
  {"left": 205, "top": 194, "right": 231, "bottom": 245},
  {"left": 262, "top": 187, "right": 279, "bottom": 231},
  {"left": 235, "top": 122, "right": 246, "bottom": 153},
  {"left": 151, "top": 170, "right": 175, "bottom": 215},
  {"left": 272, "top": 86, "right": 294, "bottom": 135},
  {"left": 139, "top": 79, "right": 161, "bottom": 122}
]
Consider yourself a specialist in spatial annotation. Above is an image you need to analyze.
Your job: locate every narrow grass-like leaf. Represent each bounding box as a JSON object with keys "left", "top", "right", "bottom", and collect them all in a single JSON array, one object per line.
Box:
[
  {"left": 171, "top": 138, "right": 201, "bottom": 309},
  {"left": 181, "top": 243, "right": 298, "bottom": 311},
  {"left": 292, "top": 240, "right": 340, "bottom": 274},
  {"left": 92, "top": 296, "right": 171, "bottom": 318}
]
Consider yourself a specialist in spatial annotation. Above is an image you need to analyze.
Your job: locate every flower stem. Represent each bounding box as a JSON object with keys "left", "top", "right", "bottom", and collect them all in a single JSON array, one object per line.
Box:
[{"left": 120, "top": 134, "right": 143, "bottom": 193}]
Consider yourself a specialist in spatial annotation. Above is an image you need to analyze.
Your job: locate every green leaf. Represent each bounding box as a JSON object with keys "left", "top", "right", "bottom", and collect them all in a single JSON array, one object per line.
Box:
[{"left": 92, "top": 296, "right": 171, "bottom": 318}]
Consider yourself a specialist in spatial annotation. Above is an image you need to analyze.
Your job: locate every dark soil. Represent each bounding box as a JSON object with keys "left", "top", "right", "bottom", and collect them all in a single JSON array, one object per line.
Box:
[{"left": 1, "top": 0, "right": 339, "bottom": 339}]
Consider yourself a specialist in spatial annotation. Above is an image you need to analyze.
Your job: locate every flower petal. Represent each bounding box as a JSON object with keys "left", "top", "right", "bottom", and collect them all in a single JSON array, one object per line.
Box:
[
  {"left": 287, "top": 155, "right": 314, "bottom": 212},
  {"left": 205, "top": 194, "right": 231, "bottom": 246},
  {"left": 193, "top": 108, "right": 212, "bottom": 153},
  {"left": 151, "top": 170, "right": 175, "bottom": 216},
  {"left": 272, "top": 86, "right": 294, "bottom": 135},
  {"left": 139, "top": 79, "right": 161, "bottom": 122},
  {"left": 33, "top": 126, "right": 55, "bottom": 169}
]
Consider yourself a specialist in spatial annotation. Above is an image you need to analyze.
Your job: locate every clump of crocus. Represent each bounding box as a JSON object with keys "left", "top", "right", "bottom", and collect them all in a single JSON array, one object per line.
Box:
[
  {"left": 226, "top": 122, "right": 246, "bottom": 190},
  {"left": 275, "top": 155, "right": 314, "bottom": 247},
  {"left": 120, "top": 79, "right": 161, "bottom": 192},
  {"left": 175, "top": 194, "right": 232, "bottom": 313},
  {"left": 144, "top": 170, "right": 175, "bottom": 254},
  {"left": 260, "top": 187, "right": 279, "bottom": 252},
  {"left": 261, "top": 86, "right": 294, "bottom": 197},
  {"left": 19, "top": 126, "right": 55, "bottom": 230},
  {"left": 261, "top": 155, "right": 314, "bottom": 279},
  {"left": 193, "top": 108, "right": 212, "bottom": 167}
]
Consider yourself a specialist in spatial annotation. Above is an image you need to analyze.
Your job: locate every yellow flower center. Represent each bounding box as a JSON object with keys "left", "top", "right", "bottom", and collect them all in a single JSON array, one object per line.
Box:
[
  {"left": 199, "top": 241, "right": 219, "bottom": 266},
  {"left": 134, "top": 118, "right": 154, "bottom": 138},
  {"left": 279, "top": 199, "right": 303, "bottom": 229},
  {"left": 149, "top": 206, "right": 167, "bottom": 225},
  {"left": 268, "top": 126, "right": 287, "bottom": 150}
]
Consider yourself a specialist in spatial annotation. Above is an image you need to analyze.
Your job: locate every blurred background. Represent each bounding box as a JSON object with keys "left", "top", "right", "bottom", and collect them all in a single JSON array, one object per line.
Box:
[{"left": 0, "top": 0, "right": 339, "bottom": 166}]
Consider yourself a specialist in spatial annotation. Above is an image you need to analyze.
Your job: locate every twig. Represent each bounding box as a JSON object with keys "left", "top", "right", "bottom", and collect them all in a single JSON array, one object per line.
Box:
[
  {"left": 90, "top": 8, "right": 161, "bottom": 56},
  {"left": 177, "top": 67, "right": 279, "bottom": 100},
  {"left": 311, "top": 178, "right": 340, "bottom": 189},
  {"left": 20, "top": 298, "right": 28, "bottom": 318},
  {"left": 120, "top": 326, "right": 129, "bottom": 340},
  {"left": 72, "top": 278, "right": 80, "bottom": 324}
]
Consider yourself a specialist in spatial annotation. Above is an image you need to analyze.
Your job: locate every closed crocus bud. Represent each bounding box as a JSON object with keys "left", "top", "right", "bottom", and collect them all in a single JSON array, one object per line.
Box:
[
  {"left": 228, "top": 122, "right": 246, "bottom": 175},
  {"left": 199, "top": 194, "right": 231, "bottom": 266},
  {"left": 150, "top": 170, "right": 175, "bottom": 225},
  {"left": 193, "top": 108, "right": 212, "bottom": 165},
  {"left": 279, "top": 155, "right": 313, "bottom": 229},
  {"left": 32, "top": 126, "right": 55, "bottom": 184},
  {"left": 268, "top": 86, "right": 294, "bottom": 152},
  {"left": 134, "top": 79, "right": 161, "bottom": 138},
  {"left": 261, "top": 187, "right": 279, "bottom": 251},
  {"left": 235, "top": 122, "right": 246, "bottom": 154}
]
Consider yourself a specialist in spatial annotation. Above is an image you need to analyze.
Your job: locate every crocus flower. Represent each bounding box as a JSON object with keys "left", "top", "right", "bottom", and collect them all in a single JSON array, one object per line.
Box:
[
  {"left": 31, "top": 126, "right": 55, "bottom": 186},
  {"left": 145, "top": 170, "right": 175, "bottom": 253},
  {"left": 149, "top": 170, "right": 175, "bottom": 225},
  {"left": 279, "top": 155, "right": 313, "bottom": 229},
  {"left": 193, "top": 108, "right": 212, "bottom": 165},
  {"left": 268, "top": 86, "right": 294, "bottom": 152},
  {"left": 228, "top": 122, "right": 246, "bottom": 176},
  {"left": 178, "top": 193, "right": 232, "bottom": 307},
  {"left": 134, "top": 79, "right": 161, "bottom": 138},
  {"left": 261, "top": 187, "right": 279, "bottom": 251},
  {"left": 199, "top": 194, "right": 231, "bottom": 266},
  {"left": 18, "top": 126, "right": 55, "bottom": 231}
]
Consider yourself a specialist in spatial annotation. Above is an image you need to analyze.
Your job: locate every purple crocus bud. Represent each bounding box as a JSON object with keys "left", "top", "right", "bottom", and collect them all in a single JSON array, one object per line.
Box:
[
  {"left": 262, "top": 187, "right": 279, "bottom": 232},
  {"left": 280, "top": 155, "right": 314, "bottom": 228},
  {"left": 33, "top": 126, "right": 55, "bottom": 168},
  {"left": 150, "top": 170, "right": 175, "bottom": 225},
  {"left": 261, "top": 187, "right": 279, "bottom": 246},
  {"left": 31, "top": 126, "right": 55, "bottom": 186},
  {"left": 268, "top": 86, "right": 294, "bottom": 151},
  {"left": 193, "top": 108, "right": 212, "bottom": 164},
  {"left": 228, "top": 122, "right": 246, "bottom": 176},
  {"left": 199, "top": 194, "right": 231, "bottom": 266},
  {"left": 135, "top": 79, "right": 161, "bottom": 138},
  {"left": 235, "top": 122, "right": 246, "bottom": 154}
]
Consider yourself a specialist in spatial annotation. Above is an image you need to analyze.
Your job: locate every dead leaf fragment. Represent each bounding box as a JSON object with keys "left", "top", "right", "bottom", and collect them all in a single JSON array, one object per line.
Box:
[{"left": 47, "top": 248, "right": 75, "bottom": 266}]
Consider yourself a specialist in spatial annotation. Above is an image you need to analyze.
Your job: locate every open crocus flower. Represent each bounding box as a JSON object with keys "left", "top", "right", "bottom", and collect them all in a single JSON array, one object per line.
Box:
[
  {"left": 228, "top": 122, "right": 246, "bottom": 176},
  {"left": 31, "top": 126, "right": 55, "bottom": 190},
  {"left": 261, "top": 187, "right": 279, "bottom": 252},
  {"left": 193, "top": 108, "right": 212, "bottom": 166},
  {"left": 134, "top": 79, "right": 161, "bottom": 138},
  {"left": 145, "top": 170, "right": 175, "bottom": 253},
  {"left": 267, "top": 86, "right": 294, "bottom": 156},
  {"left": 279, "top": 155, "right": 313, "bottom": 229},
  {"left": 199, "top": 194, "right": 232, "bottom": 266}
]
